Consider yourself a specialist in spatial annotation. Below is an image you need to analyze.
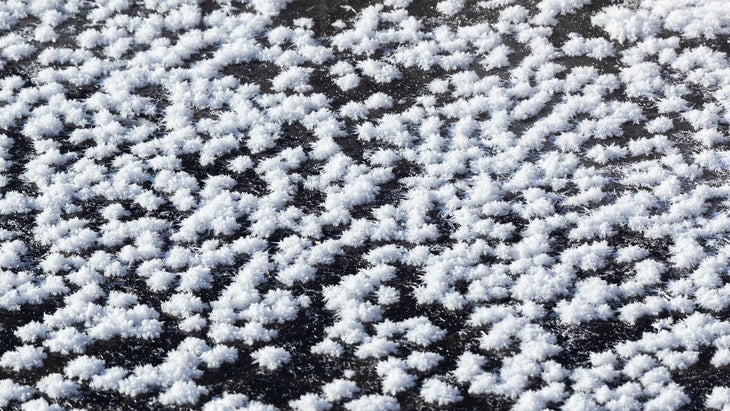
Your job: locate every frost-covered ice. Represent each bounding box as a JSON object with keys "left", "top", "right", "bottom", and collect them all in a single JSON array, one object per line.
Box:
[{"left": 1, "top": 0, "right": 730, "bottom": 409}]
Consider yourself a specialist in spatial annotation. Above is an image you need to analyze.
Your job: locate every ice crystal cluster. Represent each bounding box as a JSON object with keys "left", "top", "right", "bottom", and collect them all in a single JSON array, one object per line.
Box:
[{"left": 0, "top": 0, "right": 730, "bottom": 409}]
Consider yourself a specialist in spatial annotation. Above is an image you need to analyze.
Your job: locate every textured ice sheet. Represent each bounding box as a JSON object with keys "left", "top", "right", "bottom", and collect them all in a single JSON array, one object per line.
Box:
[{"left": 1, "top": 0, "right": 730, "bottom": 409}]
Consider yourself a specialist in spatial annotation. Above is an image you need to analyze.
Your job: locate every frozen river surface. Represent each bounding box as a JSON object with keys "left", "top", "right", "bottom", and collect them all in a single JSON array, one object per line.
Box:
[{"left": 1, "top": 0, "right": 730, "bottom": 409}]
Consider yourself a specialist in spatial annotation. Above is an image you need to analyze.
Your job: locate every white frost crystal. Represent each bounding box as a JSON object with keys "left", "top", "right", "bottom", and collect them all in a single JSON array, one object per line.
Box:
[
  {"left": 420, "top": 378, "right": 462, "bottom": 405},
  {"left": 0, "top": 346, "right": 46, "bottom": 371},
  {"left": 0, "top": 380, "right": 34, "bottom": 407},
  {"left": 36, "top": 373, "right": 79, "bottom": 399},
  {"left": 252, "top": 346, "right": 292, "bottom": 371},
  {"left": 159, "top": 380, "right": 209, "bottom": 406}
]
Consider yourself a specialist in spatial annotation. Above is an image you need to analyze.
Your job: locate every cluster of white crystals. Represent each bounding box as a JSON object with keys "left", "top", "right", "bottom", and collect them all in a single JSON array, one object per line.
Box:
[{"left": 0, "top": 0, "right": 730, "bottom": 409}]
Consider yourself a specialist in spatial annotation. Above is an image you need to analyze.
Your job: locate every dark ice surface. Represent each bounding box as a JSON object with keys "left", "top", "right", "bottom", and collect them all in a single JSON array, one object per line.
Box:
[{"left": 2, "top": 0, "right": 730, "bottom": 409}]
